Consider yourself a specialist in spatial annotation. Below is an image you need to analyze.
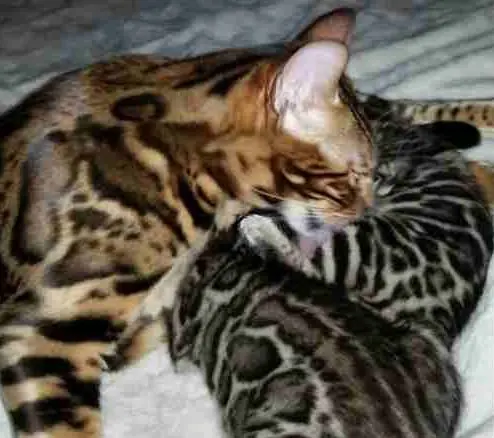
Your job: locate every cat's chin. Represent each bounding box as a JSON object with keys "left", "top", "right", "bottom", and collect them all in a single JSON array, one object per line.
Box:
[{"left": 356, "top": 174, "right": 374, "bottom": 209}]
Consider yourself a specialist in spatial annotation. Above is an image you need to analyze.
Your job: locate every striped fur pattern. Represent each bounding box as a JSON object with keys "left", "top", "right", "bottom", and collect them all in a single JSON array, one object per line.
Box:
[{"left": 139, "top": 116, "right": 494, "bottom": 438}]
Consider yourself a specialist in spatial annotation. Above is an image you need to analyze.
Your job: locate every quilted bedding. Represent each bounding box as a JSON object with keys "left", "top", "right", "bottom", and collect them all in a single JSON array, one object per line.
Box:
[{"left": 0, "top": 1, "right": 493, "bottom": 437}]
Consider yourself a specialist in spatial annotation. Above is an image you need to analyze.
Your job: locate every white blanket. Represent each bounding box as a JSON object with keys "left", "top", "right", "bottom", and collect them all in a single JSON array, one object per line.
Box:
[{"left": 0, "top": 1, "right": 493, "bottom": 437}]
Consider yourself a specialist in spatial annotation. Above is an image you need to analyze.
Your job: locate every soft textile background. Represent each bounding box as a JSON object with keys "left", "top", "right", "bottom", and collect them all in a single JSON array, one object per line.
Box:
[{"left": 0, "top": 1, "right": 493, "bottom": 437}]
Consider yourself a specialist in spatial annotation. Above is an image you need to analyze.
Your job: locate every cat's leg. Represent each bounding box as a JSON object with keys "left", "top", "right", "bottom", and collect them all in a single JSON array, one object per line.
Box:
[
  {"left": 0, "top": 266, "right": 171, "bottom": 438},
  {"left": 0, "top": 299, "right": 117, "bottom": 438},
  {"left": 104, "top": 231, "right": 210, "bottom": 369}
]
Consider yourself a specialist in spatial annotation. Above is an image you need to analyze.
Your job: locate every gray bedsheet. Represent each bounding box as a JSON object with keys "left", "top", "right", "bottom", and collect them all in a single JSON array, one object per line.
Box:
[{"left": 2, "top": 0, "right": 493, "bottom": 113}]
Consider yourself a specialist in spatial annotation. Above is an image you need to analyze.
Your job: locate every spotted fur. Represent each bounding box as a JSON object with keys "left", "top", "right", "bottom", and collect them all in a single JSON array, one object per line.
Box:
[
  {"left": 134, "top": 108, "right": 493, "bottom": 438},
  {"left": 0, "top": 9, "right": 380, "bottom": 438},
  {"left": 0, "top": 7, "right": 493, "bottom": 438}
]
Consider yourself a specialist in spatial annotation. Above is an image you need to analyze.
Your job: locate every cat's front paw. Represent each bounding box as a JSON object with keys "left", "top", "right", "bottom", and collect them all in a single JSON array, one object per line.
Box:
[
  {"left": 239, "top": 214, "right": 284, "bottom": 259},
  {"left": 239, "top": 213, "right": 319, "bottom": 276}
]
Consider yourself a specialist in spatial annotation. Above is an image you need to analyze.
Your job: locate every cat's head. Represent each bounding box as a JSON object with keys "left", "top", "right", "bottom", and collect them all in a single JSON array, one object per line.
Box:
[
  {"left": 235, "top": 8, "right": 374, "bottom": 218},
  {"left": 273, "top": 9, "right": 372, "bottom": 175},
  {"left": 101, "top": 8, "right": 373, "bottom": 222}
]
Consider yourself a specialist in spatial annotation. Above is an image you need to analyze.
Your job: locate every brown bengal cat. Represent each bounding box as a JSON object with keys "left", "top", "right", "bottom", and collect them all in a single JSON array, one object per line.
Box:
[
  {"left": 0, "top": 9, "right": 375, "bottom": 438},
  {"left": 0, "top": 7, "right": 492, "bottom": 438}
]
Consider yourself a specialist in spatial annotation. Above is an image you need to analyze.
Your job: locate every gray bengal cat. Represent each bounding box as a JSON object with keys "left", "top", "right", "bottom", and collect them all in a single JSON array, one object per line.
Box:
[{"left": 124, "top": 78, "right": 494, "bottom": 438}]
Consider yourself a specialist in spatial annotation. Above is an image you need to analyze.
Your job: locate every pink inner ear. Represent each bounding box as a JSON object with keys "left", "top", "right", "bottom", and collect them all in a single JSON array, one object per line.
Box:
[
  {"left": 274, "top": 41, "right": 348, "bottom": 115},
  {"left": 303, "top": 8, "right": 356, "bottom": 46}
]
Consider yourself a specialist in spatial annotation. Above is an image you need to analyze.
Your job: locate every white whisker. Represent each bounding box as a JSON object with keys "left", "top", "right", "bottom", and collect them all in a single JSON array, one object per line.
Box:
[{"left": 251, "top": 187, "right": 348, "bottom": 210}]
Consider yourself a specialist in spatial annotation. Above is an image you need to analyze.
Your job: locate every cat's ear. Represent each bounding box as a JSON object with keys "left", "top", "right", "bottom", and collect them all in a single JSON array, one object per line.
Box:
[
  {"left": 296, "top": 8, "right": 356, "bottom": 45},
  {"left": 272, "top": 40, "right": 348, "bottom": 143}
]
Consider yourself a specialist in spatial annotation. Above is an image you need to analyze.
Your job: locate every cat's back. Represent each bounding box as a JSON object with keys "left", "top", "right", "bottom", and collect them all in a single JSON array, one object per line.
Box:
[
  {"left": 189, "top": 253, "right": 460, "bottom": 438},
  {"left": 0, "top": 48, "right": 283, "bottom": 300},
  {"left": 0, "top": 49, "right": 278, "bottom": 150}
]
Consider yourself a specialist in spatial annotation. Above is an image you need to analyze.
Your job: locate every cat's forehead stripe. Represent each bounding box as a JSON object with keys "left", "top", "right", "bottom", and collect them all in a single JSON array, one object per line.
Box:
[{"left": 172, "top": 51, "right": 271, "bottom": 90}]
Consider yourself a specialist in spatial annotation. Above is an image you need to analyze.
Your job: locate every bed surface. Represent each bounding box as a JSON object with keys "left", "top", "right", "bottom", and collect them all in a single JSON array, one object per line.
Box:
[{"left": 1, "top": 1, "right": 493, "bottom": 437}]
